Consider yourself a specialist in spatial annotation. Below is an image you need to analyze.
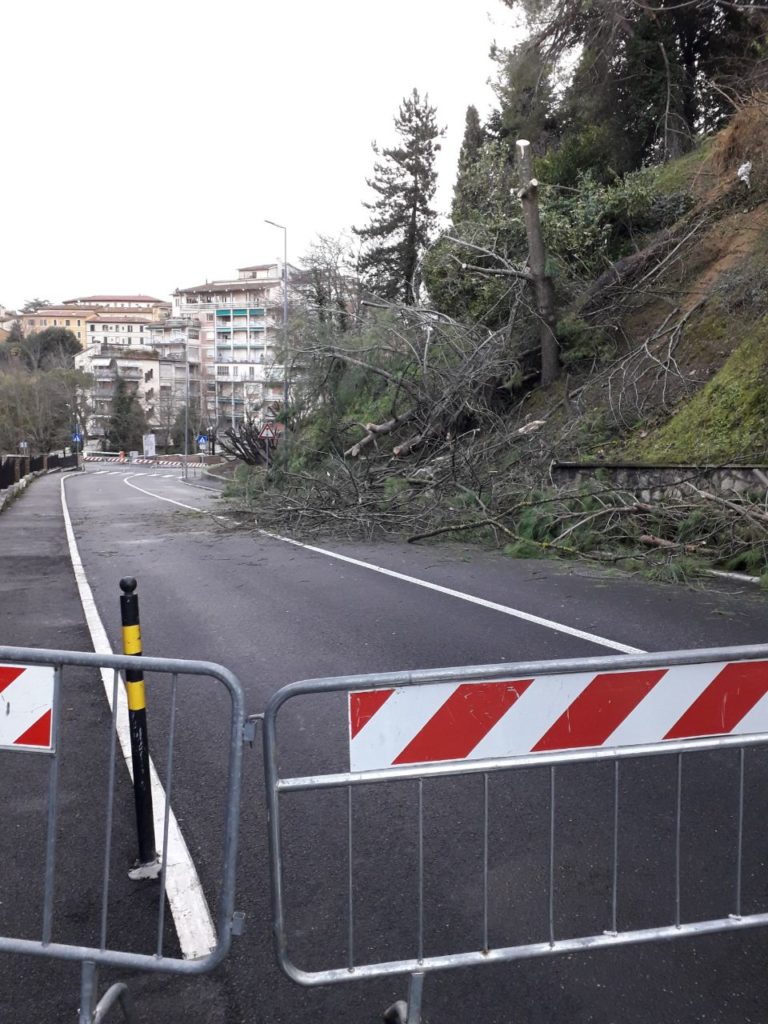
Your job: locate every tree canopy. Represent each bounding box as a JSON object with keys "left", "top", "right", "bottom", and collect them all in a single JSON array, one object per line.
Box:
[
  {"left": 495, "top": 0, "right": 768, "bottom": 178},
  {"left": 11, "top": 327, "right": 81, "bottom": 371}
]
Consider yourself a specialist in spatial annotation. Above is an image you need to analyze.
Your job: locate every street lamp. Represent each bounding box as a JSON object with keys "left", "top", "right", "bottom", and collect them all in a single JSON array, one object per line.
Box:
[
  {"left": 184, "top": 336, "right": 190, "bottom": 479},
  {"left": 264, "top": 218, "right": 289, "bottom": 444}
]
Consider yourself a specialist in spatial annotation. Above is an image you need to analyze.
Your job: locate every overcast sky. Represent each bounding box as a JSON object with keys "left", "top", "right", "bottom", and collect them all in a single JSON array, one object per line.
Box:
[{"left": 2, "top": 1, "right": 520, "bottom": 311}]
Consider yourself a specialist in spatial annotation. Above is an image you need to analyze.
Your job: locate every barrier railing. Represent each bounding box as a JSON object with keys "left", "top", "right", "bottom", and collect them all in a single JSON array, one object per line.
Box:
[
  {"left": 5, "top": 637, "right": 768, "bottom": 1023},
  {"left": 0, "top": 645, "right": 245, "bottom": 1024},
  {"left": 261, "top": 644, "right": 768, "bottom": 1022}
]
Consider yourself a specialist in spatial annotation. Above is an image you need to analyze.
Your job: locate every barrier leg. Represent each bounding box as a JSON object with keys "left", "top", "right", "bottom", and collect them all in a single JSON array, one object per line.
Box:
[
  {"left": 383, "top": 972, "right": 424, "bottom": 1024},
  {"left": 119, "top": 577, "right": 160, "bottom": 880},
  {"left": 93, "top": 983, "right": 135, "bottom": 1024},
  {"left": 78, "top": 961, "right": 97, "bottom": 1024},
  {"left": 406, "top": 973, "right": 424, "bottom": 1024},
  {"left": 79, "top": 963, "right": 135, "bottom": 1024}
]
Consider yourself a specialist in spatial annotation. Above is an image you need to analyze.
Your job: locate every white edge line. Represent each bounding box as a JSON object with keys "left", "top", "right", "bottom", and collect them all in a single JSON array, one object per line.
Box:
[
  {"left": 60, "top": 474, "right": 216, "bottom": 959},
  {"left": 122, "top": 474, "right": 642, "bottom": 655}
]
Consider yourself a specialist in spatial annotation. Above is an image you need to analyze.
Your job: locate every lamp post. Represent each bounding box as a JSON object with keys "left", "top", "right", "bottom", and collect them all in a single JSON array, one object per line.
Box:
[
  {"left": 183, "top": 334, "right": 190, "bottom": 480},
  {"left": 264, "top": 218, "right": 289, "bottom": 446}
]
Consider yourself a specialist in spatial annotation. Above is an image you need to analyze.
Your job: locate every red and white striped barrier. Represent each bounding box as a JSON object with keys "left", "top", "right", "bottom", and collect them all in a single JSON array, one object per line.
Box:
[
  {"left": 0, "top": 664, "right": 55, "bottom": 751},
  {"left": 348, "top": 659, "right": 768, "bottom": 772},
  {"left": 84, "top": 456, "right": 183, "bottom": 466}
]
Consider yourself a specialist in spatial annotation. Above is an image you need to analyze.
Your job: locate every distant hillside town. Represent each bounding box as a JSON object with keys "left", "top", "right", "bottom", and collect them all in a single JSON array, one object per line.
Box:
[{"left": 0, "top": 262, "right": 295, "bottom": 451}]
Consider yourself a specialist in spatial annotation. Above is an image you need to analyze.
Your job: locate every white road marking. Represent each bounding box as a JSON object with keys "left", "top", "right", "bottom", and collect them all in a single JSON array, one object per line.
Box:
[
  {"left": 123, "top": 475, "right": 221, "bottom": 513},
  {"left": 60, "top": 475, "right": 217, "bottom": 959},
  {"left": 122, "top": 476, "right": 643, "bottom": 655}
]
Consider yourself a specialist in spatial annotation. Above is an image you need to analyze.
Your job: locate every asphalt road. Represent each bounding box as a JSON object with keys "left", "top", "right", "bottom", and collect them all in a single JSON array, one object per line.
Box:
[{"left": 4, "top": 466, "right": 768, "bottom": 1023}]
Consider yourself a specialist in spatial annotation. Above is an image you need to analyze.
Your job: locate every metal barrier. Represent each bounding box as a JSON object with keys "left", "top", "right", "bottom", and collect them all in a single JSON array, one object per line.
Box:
[
  {"left": 0, "top": 645, "right": 244, "bottom": 1024},
  {"left": 262, "top": 644, "right": 768, "bottom": 1023},
  {"left": 5, "top": 639, "right": 768, "bottom": 1022}
]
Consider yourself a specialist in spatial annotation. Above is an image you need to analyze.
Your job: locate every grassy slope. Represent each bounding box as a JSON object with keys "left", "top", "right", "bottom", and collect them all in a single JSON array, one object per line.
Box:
[{"left": 624, "top": 315, "right": 768, "bottom": 462}]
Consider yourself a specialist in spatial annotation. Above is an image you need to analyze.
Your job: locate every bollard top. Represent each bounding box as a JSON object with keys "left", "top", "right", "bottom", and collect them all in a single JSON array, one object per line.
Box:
[{"left": 119, "top": 577, "right": 137, "bottom": 594}]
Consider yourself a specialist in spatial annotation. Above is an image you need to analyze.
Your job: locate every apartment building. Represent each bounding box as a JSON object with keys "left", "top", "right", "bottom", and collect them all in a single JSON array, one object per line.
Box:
[
  {"left": 62, "top": 295, "right": 171, "bottom": 321},
  {"left": 145, "top": 317, "right": 203, "bottom": 444},
  {"left": 75, "top": 312, "right": 202, "bottom": 449},
  {"left": 86, "top": 314, "right": 151, "bottom": 346},
  {"left": 21, "top": 307, "right": 94, "bottom": 350},
  {"left": 21, "top": 295, "right": 171, "bottom": 351},
  {"left": 174, "top": 263, "right": 294, "bottom": 429},
  {"left": 75, "top": 345, "right": 161, "bottom": 446}
]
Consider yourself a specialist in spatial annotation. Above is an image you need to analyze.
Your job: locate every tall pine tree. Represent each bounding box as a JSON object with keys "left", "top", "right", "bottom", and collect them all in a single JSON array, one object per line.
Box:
[{"left": 355, "top": 89, "right": 444, "bottom": 305}]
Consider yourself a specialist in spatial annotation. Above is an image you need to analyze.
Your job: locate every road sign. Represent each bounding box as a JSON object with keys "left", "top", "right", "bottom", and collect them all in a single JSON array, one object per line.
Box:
[
  {"left": 72, "top": 432, "right": 82, "bottom": 443},
  {"left": 0, "top": 664, "right": 55, "bottom": 752},
  {"left": 197, "top": 434, "right": 208, "bottom": 445},
  {"left": 348, "top": 658, "right": 768, "bottom": 772},
  {"left": 258, "top": 423, "right": 278, "bottom": 440}
]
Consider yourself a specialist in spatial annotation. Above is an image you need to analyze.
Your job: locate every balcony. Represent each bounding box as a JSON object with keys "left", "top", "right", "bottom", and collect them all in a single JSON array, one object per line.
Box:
[{"left": 216, "top": 307, "right": 266, "bottom": 318}]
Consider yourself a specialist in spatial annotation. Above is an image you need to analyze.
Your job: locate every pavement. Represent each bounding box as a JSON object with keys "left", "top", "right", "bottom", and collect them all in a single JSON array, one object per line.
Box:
[{"left": 0, "top": 472, "right": 198, "bottom": 1024}]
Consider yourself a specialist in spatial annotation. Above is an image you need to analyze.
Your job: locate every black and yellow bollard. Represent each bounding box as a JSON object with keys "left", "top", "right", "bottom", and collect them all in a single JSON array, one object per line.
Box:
[{"left": 119, "top": 577, "right": 160, "bottom": 880}]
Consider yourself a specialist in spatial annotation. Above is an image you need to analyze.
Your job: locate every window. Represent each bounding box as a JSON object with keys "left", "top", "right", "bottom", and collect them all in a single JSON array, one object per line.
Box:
[
  {"left": 29, "top": 319, "right": 35, "bottom": 327},
  {"left": 66, "top": 320, "right": 70, "bottom": 326},
  {"left": 144, "top": 369, "right": 153, "bottom": 382},
  {"left": 90, "top": 324, "right": 95, "bottom": 332},
  {"left": 127, "top": 325, "right": 133, "bottom": 333},
  {"left": 77, "top": 320, "right": 81, "bottom": 327}
]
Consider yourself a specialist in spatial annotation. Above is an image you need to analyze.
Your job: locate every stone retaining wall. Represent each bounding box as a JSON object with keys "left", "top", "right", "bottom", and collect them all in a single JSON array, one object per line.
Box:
[{"left": 550, "top": 463, "right": 768, "bottom": 502}]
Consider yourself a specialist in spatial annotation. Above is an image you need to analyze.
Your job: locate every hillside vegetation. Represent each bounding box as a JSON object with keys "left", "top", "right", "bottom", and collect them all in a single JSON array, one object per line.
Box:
[{"left": 225, "top": 2, "right": 768, "bottom": 583}]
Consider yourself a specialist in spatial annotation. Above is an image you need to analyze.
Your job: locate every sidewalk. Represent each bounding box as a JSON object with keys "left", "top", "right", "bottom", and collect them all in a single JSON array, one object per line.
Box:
[
  {"left": 0, "top": 474, "right": 188, "bottom": 1023},
  {"left": 1, "top": 472, "right": 91, "bottom": 649}
]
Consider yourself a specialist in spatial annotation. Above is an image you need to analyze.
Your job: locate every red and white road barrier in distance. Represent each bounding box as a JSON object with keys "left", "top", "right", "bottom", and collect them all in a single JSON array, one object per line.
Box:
[
  {"left": 348, "top": 659, "right": 768, "bottom": 773},
  {"left": 83, "top": 456, "right": 182, "bottom": 466},
  {"left": 0, "top": 664, "right": 55, "bottom": 752}
]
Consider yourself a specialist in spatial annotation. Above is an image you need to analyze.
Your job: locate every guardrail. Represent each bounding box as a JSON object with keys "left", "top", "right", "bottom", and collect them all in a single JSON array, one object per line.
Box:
[{"left": 1, "top": 453, "right": 79, "bottom": 492}]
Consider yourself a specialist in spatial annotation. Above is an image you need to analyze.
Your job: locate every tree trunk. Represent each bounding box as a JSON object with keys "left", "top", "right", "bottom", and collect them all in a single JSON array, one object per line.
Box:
[{"left": 515, "top": 140, "right": 559, "bottom": 385}]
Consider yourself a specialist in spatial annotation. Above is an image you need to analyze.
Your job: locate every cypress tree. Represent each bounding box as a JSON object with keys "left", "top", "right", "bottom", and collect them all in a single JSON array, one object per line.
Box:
[
  {"left": 107, "top": 375, "right": 147, "bottom": 451},
  {"left": 451, "top": 105, "right": 487, "bottom": 223}
]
